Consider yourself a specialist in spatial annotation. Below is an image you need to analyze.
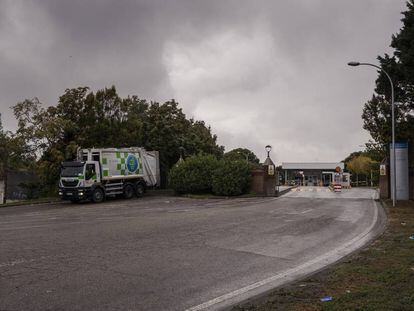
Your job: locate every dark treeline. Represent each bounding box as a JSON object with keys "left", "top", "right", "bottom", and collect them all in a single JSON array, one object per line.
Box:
[{"left": 1, "top": 86, "right": 224, "bottom": 193}]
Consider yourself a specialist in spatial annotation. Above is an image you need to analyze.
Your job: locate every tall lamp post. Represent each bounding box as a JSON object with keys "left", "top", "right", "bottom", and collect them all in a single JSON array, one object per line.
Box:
[
  {"left": 265, "top": 145, "right": 272, "bottom": 158},
  {"left": 348, "top": 61, "right": 396, "bottom": 207}
]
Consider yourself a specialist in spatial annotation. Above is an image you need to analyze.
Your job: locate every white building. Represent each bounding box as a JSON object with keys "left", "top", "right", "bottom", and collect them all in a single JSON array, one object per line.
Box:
[{"left": 281, "top": 162, "right": 350, "bottom": 187}]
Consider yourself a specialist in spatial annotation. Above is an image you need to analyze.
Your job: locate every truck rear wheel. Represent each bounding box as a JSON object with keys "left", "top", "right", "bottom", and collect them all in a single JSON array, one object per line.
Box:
[
  {"left": 91, "top": 188, "right": 104, "bottom": 203},
  {"left": 123, "top": 183, "right": 134, "bottom": 199},
  {"left": 135, "top": 183, "right": 145, "bottom": 197}
]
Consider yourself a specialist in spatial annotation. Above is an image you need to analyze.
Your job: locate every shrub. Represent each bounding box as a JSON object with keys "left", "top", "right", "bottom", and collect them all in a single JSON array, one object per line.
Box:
[
  {"left": 212, "top": 160, "right": 251, "bottom": 196},
  {"left": 168, "top": 154, "right": 218, "bottom": 194}
]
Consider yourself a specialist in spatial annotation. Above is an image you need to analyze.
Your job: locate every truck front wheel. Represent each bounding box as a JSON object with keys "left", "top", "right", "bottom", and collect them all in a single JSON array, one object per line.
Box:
[
  {"left": 135, "top": 183, "right": 145, "bottom": 197},
  {"left": 123, "top": 183, "right": 134, "bottom": 199},
  {"left": 91, "top": 188, "right": 104, "bottom": 203}
]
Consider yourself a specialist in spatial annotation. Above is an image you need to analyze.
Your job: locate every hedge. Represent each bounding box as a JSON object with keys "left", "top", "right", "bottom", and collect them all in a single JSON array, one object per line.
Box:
[
  {"left": 168, "top": 155, "right": 252, "bottom": 196},
  {"left": 212, "top": 160, "right": 251, "bottom": 196},
  {"left": 168, "top": 154, "right": 218, "bottom": 194}
]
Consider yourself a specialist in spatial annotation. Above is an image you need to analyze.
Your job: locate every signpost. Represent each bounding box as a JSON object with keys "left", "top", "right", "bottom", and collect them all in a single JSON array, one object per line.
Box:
[
  {"left": 334, "top": 166, "right": 342, "bottom": 192},
  {"left": 390, "top": 142, "right": 409, "bottom": 200},
  {"left": 380, "top": 164, "right": 386, "bottom": 176}
]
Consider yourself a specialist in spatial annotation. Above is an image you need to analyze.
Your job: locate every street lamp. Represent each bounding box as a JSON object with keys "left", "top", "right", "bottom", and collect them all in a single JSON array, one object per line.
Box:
[
  {"left": 265, "top": 145, "right": 272, "bottom": 158},
  {"left": 348, "top": 61, "right": 396, "bottom": 207}
]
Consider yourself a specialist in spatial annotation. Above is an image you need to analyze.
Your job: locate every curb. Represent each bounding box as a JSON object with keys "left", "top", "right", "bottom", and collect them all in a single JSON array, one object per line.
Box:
[
  {"left": 276, "top": 185, "right": 297, "bottom": 197},
  {"left": 0, "top": 199, "right": 62, "bottom": 208}
]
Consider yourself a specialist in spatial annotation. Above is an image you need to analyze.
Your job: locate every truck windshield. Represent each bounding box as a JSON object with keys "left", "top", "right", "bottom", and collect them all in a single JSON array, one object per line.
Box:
[{"left": 61, "top": 166, "right": 84, "bottom": 177}]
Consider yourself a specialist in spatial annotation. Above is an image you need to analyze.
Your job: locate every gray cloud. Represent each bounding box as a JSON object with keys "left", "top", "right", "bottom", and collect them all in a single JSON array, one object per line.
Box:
[{"left": 0, "top": 0, "right": 407, "bottom": 162}]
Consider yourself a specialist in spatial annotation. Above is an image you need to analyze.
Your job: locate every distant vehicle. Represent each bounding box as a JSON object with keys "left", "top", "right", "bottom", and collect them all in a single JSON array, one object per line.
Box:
[{"left": 59, "top": 147, "right": 160, "bottom": 203}]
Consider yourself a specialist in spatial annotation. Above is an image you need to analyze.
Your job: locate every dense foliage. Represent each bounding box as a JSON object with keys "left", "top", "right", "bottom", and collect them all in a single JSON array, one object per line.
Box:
[
  {"left": 168, "top": 154, "right": 219, "bottom": 194},
  {"left": 223, "top": 148, "right": 260, "bottom": 165},
  {"left": 168, "top": 154, "right": 252, "bottom": 196},
  {"left": 212, "top": 160, "right": 251, "bottom": 196},
  {"left": 362, "top": 1, "right": 414, "bottom": 164},
  {"left": 0, "top": 115, "right": 34, "bottom": 175},
  {"left": 10, "top": 86, "right": 224, "bottom": 189},
  {"left": 346, "top": 154, "right": 378, "bottom": 186},
  {"left": 342, "top": 151, "right": 379, "bottom": 186}
]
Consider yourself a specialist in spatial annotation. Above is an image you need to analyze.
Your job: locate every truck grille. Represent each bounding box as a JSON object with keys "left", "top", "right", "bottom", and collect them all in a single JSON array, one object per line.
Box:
[{"left": 62, "top": 180, "right": 79, "bottom": 187}]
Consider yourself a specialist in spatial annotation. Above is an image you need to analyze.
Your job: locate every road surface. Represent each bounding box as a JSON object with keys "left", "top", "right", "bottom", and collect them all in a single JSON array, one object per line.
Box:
[{"left": 0, "top": 187, "right": 384, "bottom": 310}]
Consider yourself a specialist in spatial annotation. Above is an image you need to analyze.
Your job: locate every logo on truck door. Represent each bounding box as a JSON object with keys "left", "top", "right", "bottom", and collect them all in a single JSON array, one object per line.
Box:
[{"left": 126, "top": 154, "right": 139, "bottom": 173}]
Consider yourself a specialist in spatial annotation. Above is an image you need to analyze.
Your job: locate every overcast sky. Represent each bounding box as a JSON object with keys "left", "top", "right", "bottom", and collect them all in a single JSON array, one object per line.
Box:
[{"left": 0, "top": 0, "right": 407, "bottom": 163}]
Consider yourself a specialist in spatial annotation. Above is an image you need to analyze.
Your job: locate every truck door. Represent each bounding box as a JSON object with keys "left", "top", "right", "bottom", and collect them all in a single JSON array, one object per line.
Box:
[
  {"left": 94, "top": 162, "right": 101, "bottom": 182},
  {"left": 85, "top": 163, "right": 99, "bottom": 186}
]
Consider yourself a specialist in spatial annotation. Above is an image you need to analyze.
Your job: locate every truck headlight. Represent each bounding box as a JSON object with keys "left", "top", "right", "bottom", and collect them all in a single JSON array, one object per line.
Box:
[{"left": 59, "top": 191, "right": 63, "bottom": 196}]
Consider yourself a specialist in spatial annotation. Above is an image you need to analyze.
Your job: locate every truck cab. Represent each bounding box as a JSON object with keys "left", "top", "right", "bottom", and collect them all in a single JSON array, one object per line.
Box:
[{"left": 59, "top": 161, "right": 101, "bottom": 202}]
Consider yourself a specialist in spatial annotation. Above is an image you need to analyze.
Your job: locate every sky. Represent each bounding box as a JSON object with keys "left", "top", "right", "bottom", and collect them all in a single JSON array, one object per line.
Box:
[{"left": 0, "top": 0, "right": 407, "bottom": 164}]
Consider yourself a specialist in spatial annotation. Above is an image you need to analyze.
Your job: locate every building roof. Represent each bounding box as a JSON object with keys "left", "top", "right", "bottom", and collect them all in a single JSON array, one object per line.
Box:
[{"left": 282, "top": 162, "right": 344, "bottom": 170}]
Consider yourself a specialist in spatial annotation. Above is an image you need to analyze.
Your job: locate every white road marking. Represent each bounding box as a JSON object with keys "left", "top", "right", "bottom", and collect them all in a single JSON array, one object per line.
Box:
[
  {"left": 301, "top": 209, "right": 312, "bottom": 214},
  {"left": 185, "top": 199, "right": 379, "bottom": 311}
]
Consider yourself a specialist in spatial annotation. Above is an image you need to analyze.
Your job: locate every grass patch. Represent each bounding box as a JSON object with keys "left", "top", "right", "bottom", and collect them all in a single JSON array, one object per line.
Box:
[{"left": 233, "top": 200, "right": 414, "bottom": 311}]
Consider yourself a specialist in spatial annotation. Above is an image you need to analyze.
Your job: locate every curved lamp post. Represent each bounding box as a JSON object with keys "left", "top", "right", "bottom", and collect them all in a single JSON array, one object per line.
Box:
[{"left": 348, "top": 61, "right": 396, "bottom": 207}]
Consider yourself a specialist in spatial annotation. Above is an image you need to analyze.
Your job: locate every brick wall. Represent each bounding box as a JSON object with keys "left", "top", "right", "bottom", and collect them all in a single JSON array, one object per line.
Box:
[{"left": 250, "top": 169, "right": 265, "bottom": 195}]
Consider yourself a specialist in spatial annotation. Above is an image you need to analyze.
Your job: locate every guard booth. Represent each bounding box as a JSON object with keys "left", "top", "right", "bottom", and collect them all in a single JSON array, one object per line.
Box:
[
  {"left": 263, "top": 155, "right": 276, "bottom": 196},
  {"left": 282, "top": 162, "right": 345, "bottom": 186},
  {"left": 249, "top": 146, "right": 277, "bottom": 196}
]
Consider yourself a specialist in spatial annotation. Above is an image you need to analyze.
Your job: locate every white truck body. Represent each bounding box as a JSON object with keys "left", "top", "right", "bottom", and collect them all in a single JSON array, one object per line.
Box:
[
  {"left": 59, "top": 147, "right": 160, "bottom": 203},
  {"left": 78, "top": 147, "right": 160, "bottom": 186}
]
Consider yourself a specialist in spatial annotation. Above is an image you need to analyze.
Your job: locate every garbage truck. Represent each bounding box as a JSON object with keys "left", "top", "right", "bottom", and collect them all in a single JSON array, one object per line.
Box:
[{"left": 59, "top": 147, "right": 160, "bottom": 203}]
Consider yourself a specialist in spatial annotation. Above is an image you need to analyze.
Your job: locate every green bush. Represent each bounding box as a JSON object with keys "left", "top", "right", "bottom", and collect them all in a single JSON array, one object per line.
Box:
[
  {"left": 168, "top": 154, "right": 218, "bottom": 194},
  {"left": 212, "top": 160, "right": 251, "bottom": 196}
]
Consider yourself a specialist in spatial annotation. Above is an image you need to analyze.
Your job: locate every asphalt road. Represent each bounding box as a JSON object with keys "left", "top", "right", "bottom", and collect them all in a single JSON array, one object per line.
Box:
[{"left": 0, "top": 188, "right": 383, "bottom": 311}]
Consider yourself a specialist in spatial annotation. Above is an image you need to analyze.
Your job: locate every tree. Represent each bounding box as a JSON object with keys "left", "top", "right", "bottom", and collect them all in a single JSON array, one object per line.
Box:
[
  {"left": 362, "top": 1, "right": 414, "bottom": 165},
  {"left": 346, "top": 155, "right": 377, "bottom": 186},
  {"left": 168, "top": 154, "right": 219, "bottom": 194},
  {"left": 342, "top": 151, "right": 363, "bottom": 166},
  {"left": 224, "top": 148, "right": 260, "bottom": 165},
  {"left": 0, "top": 114, "right": 35, "bottom": 202},
  {"left": 11, "top": 86, "right": 224, "bottom": 190},
  {"left": 212, "top": 160, "right": 251, "bottom": 196}
]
